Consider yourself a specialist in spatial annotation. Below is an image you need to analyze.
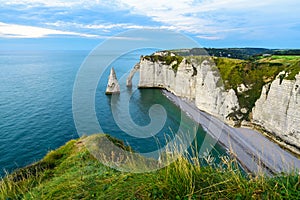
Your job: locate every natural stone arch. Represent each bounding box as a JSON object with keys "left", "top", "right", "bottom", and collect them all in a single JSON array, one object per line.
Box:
[{"left": 126, "top": 63, "right": 140, "bottom": 87}]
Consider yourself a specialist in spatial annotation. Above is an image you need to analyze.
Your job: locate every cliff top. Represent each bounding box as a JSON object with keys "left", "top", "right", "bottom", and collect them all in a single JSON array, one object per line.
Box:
[
  {"left": 143, "top": 51, "right": 186, "bottom": 72},
  {"left": 172, "top": 48, "right": 300, "bottom": 60}
]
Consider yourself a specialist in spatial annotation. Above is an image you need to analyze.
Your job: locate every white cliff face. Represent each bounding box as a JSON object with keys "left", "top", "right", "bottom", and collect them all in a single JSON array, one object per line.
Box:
[
  {"left": 138, "top": 58, "right": 175, "bottom": 89},
  {"left": 131, "top": 53, "right": 240, "bottom": 124},
  {"left": 138, "top": 57, "right": 196, "bottom": 100},
  {"left": 106, "top": 68, "right": 120, "bottom": 95},
  {"left": 172, "top": 60, "right": 196, "bottom": 99},
  {"left": 252, "top": 73, "right": 300, "bottom": 148},
  {"left": 195, "top": 60, "right": 240, "bottom": 124}
]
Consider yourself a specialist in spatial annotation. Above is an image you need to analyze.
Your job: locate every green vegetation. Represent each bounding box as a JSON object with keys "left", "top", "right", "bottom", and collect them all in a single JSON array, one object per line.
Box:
[
  {"left": 258, "top": 56, "right": 300, "bottom": 80},
  {"left": 212, "top": 57, "right": 276, "bottom": 120},
  {"left": 144, "top": 52, "right": 184, "bottom": 72},
  {"left": 1, "top": 134, "right": 299, "bottom": 199},
  {"left": 173, "top": 48, "right": 300, "bottom": 60}
]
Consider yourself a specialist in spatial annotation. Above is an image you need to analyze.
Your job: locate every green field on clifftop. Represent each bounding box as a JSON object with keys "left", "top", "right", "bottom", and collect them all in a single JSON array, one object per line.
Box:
[{"left": 1, "top": 134, "right": 299, "bottom": 199}]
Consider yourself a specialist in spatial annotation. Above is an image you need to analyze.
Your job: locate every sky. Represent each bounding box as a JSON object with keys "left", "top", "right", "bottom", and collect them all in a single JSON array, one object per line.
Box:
[{"left": 0, "top": 0, "right": 299, "bottom": 50}]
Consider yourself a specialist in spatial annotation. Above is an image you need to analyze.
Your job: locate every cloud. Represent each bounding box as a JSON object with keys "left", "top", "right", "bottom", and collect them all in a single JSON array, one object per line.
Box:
[
  {"left": 104, "top": 0, "right": 242, "bottom": 36},
  {"left": 46, "top": 21, "right": 142, "bottom": 30},
  {"left": 196, "top": 35, "right": 222, "bottom": 40},
  {"left": 0, "top": 0, "right": 299, "bottom": 42},
  {"left": 115, "top": 0, "right": 300, "bottom": 37},
  {"left": 0, "top": 0, "right": 117, "bottom": 10},
  {"left": 1, "top": 0, "right": 96, "bottom": 8},
  {"left": 45, "top": 21, "right": 177, "bottom": 32},
  {"left": 0, "top": 22, "right": 150, "bottom": 41},
  {"left": 0, "top": 22, "right": 99, "bottom": 38}
]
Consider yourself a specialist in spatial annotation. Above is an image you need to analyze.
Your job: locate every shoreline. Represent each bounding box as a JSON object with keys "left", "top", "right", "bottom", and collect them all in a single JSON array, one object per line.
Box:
[
  {"left": 161, "top": 89, "right": 300, "bottom": 175},
  {"left": 248, "top": 124, "right": 300, "bottom": 158}
]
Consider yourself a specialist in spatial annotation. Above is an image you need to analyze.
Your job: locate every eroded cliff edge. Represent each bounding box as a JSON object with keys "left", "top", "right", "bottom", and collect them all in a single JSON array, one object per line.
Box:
[
  {"left": 127, "top": 52, "right": 300, "bottom": 153},
  {"left": 252, "top": 72, "right": 300, "bottom": 151}
]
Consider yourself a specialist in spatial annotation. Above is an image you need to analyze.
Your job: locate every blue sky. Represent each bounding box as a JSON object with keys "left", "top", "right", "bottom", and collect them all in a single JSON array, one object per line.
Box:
[{"left": 0, "top": 0, "right": 299, "bottom": 50}]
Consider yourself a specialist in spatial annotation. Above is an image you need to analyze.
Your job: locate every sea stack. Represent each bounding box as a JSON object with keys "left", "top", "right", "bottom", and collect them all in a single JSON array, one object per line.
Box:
[{"left": 105, "top": 67, "right": 120, "bottom": 95}]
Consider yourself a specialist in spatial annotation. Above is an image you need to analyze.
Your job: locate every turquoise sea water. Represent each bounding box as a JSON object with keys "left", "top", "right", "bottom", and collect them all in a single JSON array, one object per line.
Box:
[{"left": 0, "top": 50, "right": 226, "bottom": 177}]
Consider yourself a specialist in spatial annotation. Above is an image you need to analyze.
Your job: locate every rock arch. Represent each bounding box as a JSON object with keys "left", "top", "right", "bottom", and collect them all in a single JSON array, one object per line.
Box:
[{"left": 126, "top": 63, "right": 140, "bottom": 87}]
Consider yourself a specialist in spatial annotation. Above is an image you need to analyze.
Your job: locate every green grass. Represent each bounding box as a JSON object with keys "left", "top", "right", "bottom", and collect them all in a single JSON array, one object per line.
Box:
[
  {"left": 144, "top": 52, "right": 185, "bottom": 73},
  {"left": 258, "top": 56, "right": 300, "bottom": 80},
  {"left": 1, "top": 134, "right": 299, "bottom": 199},
  {"left": 269, "top": 55, "right": 300, "bottom": 60}
]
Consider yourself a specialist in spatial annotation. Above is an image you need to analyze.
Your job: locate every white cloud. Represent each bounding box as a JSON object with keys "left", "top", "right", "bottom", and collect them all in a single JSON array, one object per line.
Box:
[
  {"left": 0, "top": 22, "right": 149, "bottom": 40},
  {"left": 196, "top": 35, "right": 222, "bottom": 40},
  {"left": 111, "top": 0, "right": 233, "bottom": 35},
  {"left": 2, "top": 0, "right": 85, "bottom": 8},
  {"left": 45, "top": 21, "right": 176, "bottom": 31},
  {"left": 115, "top": 0, "right": 300, "bottom": 36},
  {"left": 0, "top": 0, "right": 112, "bottom": 9},
  {"left": 0, "top": 22, "right": 99, "bottom": 38},
  {"left": 1, "top": 0, "right": 299, "bottom": 40},
  {"left": 46, "top": 21, "right": 138, "bottom": 30}
]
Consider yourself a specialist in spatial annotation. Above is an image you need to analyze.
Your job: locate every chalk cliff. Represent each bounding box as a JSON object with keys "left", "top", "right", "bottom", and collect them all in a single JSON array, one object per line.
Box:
[
  {"left": 106, "top": 68, "right": 120, "bottom": 95},
  {"left": 128, "top": 52, "right": 240, "bottom": 125},
  {"left": 138, "top": 52, "right": 196, "bottom": 100},
  {"left": 252, "top": 72, "right": 300, "bottom": 149},
  {"left": 194, "top": 60, "right": 240, "bottom": 125}
]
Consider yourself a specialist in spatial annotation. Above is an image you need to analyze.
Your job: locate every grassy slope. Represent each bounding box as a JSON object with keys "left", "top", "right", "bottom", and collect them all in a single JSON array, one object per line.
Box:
[{"left": 1, "top": 134, "right": 299, "bottom": 199}]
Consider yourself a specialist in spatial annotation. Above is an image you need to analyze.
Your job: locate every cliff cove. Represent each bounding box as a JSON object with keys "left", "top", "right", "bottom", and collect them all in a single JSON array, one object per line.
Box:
[{"left": 127, "top": 51, "right": 300, "bottom": 174}]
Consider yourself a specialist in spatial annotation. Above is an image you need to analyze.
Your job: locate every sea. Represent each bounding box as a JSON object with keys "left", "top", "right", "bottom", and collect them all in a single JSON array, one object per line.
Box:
[{"left": 0, "top": 50, "right": 226, "bottom": 177}]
